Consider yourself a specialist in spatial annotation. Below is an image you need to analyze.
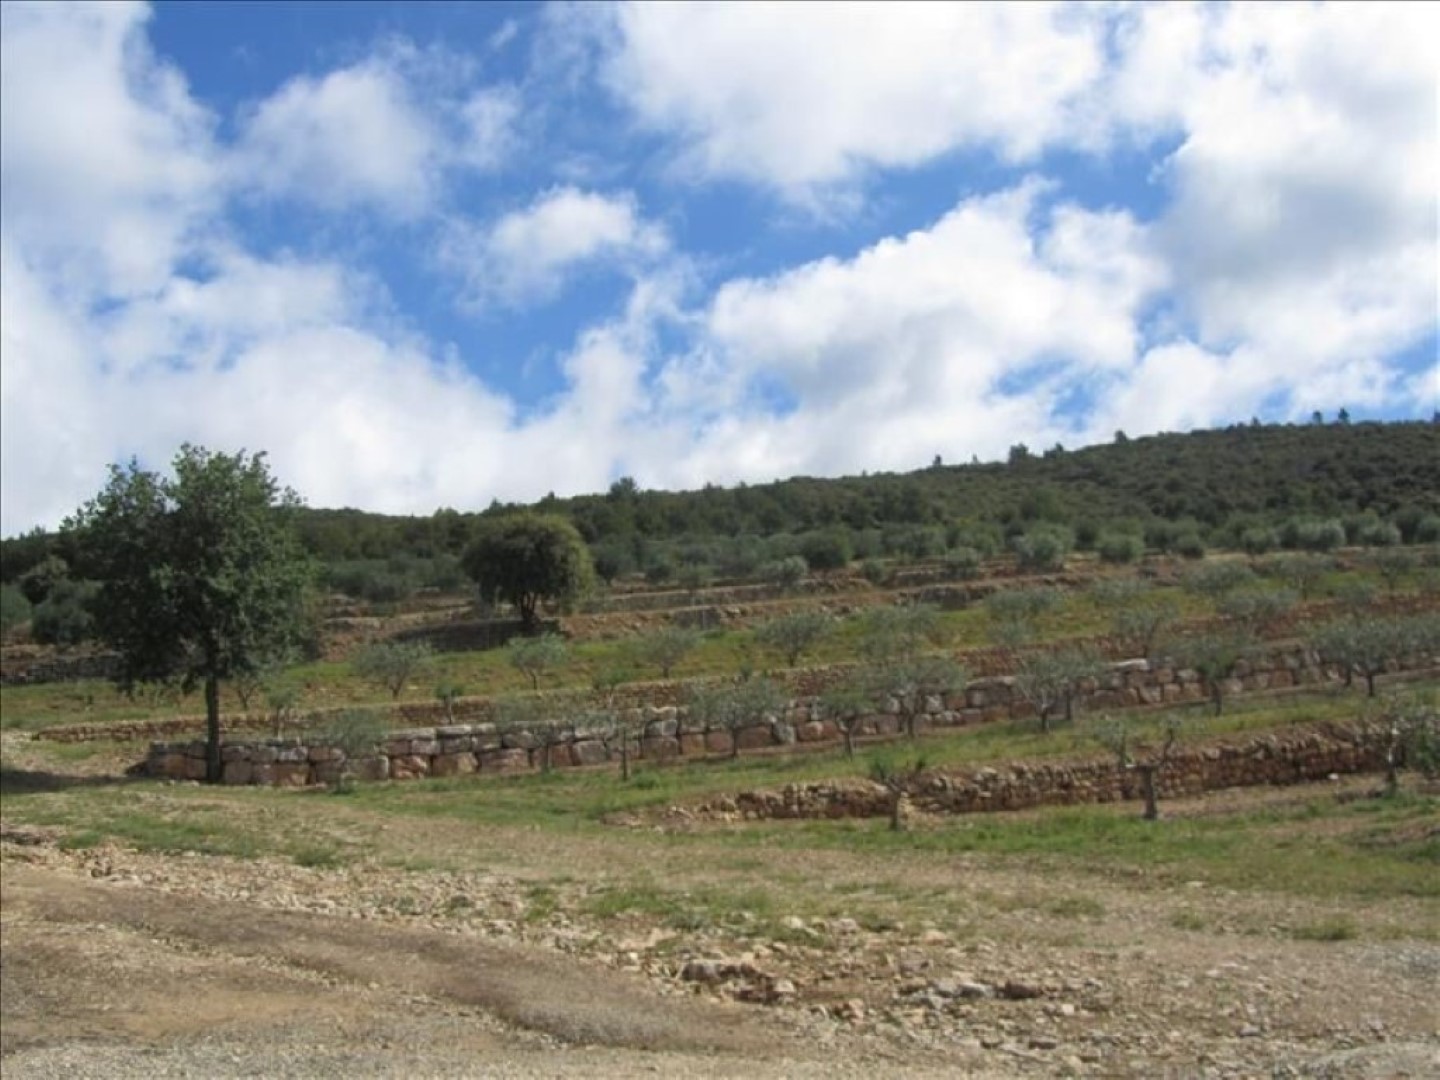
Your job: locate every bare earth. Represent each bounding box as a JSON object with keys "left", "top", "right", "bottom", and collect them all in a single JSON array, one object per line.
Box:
[{"left": 2, "top": 764, "right": 1438, "bottom": 1078}]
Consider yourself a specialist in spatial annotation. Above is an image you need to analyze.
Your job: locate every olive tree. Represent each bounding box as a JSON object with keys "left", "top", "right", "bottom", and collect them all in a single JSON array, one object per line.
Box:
[
  {"left": 462, "top": 513, "right": 594, "bottom": 630},
  {"left": 753, "top": 610, "right": 832, "bottom": 668},
  {"left": 65, "top": 446, "right": 314, "bottom": 783},
  {"left": 352, "top": 640, "right": 435, "bottom": 699},
  {"left": 1169, "top": 630, "right": 1253, "bottom": 715},
  {"left": 1095, "top": 713, "right": 1183, "bottom": 821},
  {"left": 687, "top": 675, "right": 784, "bottom": 759},
  {"left": 507, "top": 632, "right": 569, "bottom": 690},
  {"left": 630, "top": 624, "right": 701, "bottom": 679}
]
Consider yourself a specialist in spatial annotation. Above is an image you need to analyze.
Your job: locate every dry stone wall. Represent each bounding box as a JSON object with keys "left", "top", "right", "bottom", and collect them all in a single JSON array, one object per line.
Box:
[
  {"left": 139, "top": 645, "right": 1436, "bottom": 787},
  {"left": 694, "top": 723, "right": 1395, "bottom": 822}
]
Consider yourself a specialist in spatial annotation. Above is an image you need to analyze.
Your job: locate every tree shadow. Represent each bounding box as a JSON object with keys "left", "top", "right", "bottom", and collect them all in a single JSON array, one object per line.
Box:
[{"left": 0, "top": 764, "right": 142, "bottom": 796}]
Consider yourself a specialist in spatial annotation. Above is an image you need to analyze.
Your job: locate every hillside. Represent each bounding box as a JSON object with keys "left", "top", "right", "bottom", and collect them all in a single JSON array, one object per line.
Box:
[{"left": 4, "top": 420, "right": 1438, "bottom": 584}]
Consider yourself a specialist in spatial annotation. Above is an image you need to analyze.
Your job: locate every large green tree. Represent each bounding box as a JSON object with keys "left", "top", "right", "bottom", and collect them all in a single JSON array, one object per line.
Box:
[
  {"left": 461, "top": 513, "right": 594, "bottom": 630},
  {"left": 66, "top": 446, "right": 314, "bottom": 783}
]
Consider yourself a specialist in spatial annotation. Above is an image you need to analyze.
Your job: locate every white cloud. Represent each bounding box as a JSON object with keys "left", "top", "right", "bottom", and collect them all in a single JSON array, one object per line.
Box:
[
  {"left": 442, "top": 186, "right": 668, "bottom": 308},
  {"left": 0, "top": 0, "right": 217, "bottom": 298},
  {"left": 1148, "top": 1, "right": 1438, "bottom": 372},
  {"left": 595, "top": 1, "right": 1105, "bottom": 195},
  {"left": 457, "top": 85, "right": 521, "bottom": 171},
  {"left": 660, "top": 182, "right": 1163, "bottom": 479},
  {"left": 232, "top": 59, "right": 442, "bottom": 217}
]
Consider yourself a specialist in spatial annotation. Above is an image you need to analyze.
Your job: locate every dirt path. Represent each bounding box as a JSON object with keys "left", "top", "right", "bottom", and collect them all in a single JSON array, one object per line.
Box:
[{"left": 2, "top": 862, "right": 985, "bottom": 1078}]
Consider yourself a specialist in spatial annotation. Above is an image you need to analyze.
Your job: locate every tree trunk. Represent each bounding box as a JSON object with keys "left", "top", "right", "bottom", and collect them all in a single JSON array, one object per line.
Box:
[
  {"left": 205, "top": 675, "right": 222, "bottom": 784},
  {"left": 620, "top": 737, "right": 631, "bottom": 781},
  {"left": 1138, "top": 764, "right": 1159, "bottom": 821},
  {"left": 842, "top": 724, "right": 855, "bottom": 759},
  {"left": 729, "top": 727, "right": 740, "bottom": 760},
  {"left": 1365, "top": 668, "right": 1378, "bottom": 698},
  {"left": 1212, "top": 685, "right": 1223, "bottom": 716}
]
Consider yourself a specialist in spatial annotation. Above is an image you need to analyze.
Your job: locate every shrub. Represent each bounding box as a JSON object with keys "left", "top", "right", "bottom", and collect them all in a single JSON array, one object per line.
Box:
[
  {"left": 1173, "top": 532, "right": 1206, "bottom": 559},
  {"left": 799, "top": 530, "right": 852, "bottom": 571},
  {"left": 1240, "top": 527, "right": 1280, "bottom": 555},
  {"left": 1283, "top": 518, "right": 1346, "bottom": 552},
  {"left": 0, "top": 584, "right": 32, "bottom": 637},
  {"left": 1358, "top": 521, "right": 1402, "bottom": 548},
  {"left": 860, "top": 558, "right": 891, "bottom": 586},
  {"left": 1096, "top": 532, "right": 1144, "bottom": 564},
  {"left": 31, "top": 579, "right": 97, "bottom": 646},
  {"left": 763, "top": 556, "right": 808, "bottom": 589},
  {"left": 1012, "top": 524, "right": 1073, "bottom": 571},
  {"left": 942, "top": 547, "right": 983, "bottom": 579}
]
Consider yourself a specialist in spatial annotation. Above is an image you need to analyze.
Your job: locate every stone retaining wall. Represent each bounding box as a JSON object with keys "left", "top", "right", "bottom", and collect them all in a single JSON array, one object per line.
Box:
[
  {"left": 138, "top": 646, "right": 1435, "bottom": 786},
  {"left": 696, "top": 723, "right": 1395, "bottom": 821}
]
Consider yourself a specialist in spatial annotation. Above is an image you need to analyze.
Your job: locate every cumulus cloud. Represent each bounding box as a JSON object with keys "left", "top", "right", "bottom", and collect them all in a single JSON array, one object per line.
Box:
[
  {"left": 596, "top": 1, "right": 1105, "bottom": 196},
  {"left": 441, "top": 186, "right": 668, "bottom": 308},
  {"left": 0, "top": 0, "right": 217, "bottom": 298},
  {"left": 231, "top": 59, "right": 443, "bottom": 217}
]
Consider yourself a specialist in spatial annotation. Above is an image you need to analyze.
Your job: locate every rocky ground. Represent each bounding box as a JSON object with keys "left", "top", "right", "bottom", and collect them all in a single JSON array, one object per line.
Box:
[{"left": 3, "top": 780, "right": 1438, "bottom": 1080}]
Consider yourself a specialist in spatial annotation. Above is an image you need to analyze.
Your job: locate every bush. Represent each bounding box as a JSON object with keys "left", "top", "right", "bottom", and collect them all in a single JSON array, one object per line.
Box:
[
  {"left": 1240, "top": 527, "right": 1280, "bottom": 555},
  {"left": 1174, "top": 533, "right": 1206, "bottom": 559},
  {"left": 1012, "top": 525, "right": 1073, "bottom": 571},
  {"left": 1283, "top": 518, "right": 1346, "bottom": 552},
  {"left": 860, "top": 558, "right": 891, "bottom": 586},
  {"left": 1358, "top": 521, "right": 1402, "bottom": 547},
  {"left": 799, "top": 530, "right": 852, "bottom": 571},
  {"left": 1413, "top": 515, "right": 1440, "bottom": 545},
  {"left": 942, "top": 547, "right": 983, "bottom": 579},
  {"left": 763, "top": 556, "right": 808, "bottom": 589},
  {"left": 30, "top": 579, "right": 97, "bottom": 646},
  {"left": 0, "top": 584, "right": 32, "bottom": 636},
  {"left": 1096, "top": 532, "right": 1143, "bottom": 564}
]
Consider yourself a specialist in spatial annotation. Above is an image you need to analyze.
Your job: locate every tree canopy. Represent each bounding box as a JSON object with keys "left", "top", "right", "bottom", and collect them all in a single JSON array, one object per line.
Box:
[
  {"left": 65, "top": 445, "right": 313, "bottom": 782},
  {"left": 461, "top": 513, "right": 594, "bottom": 629}
]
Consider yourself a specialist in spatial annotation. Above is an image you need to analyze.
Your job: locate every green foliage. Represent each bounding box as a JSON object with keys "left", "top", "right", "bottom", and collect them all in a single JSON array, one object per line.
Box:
[
  {"left": 1283, "top": 518, "right": 1346, "bottom": 552},
  {"left": 17, "top": 554, "right": 70, "bottom": 605},
  {"left": 319, "top": 708, "right": 390, "bottom": 760},
  {"left": 1012, "top": 524, "right": 1073, "bottom": 571},
  {"left": 1215, "top": 588, "right": 1298, "bottom": 635},
  {"left": 1169, "top": 631, "right": 1254, "bottom": 714},
  {"left": 1312, "top": 615, "right": 1440, "bottom": 698},
  {"left": 1240, "top": 526, "right": 1280, "bottom": 555},
  {"left": 29, "top": 578, "right": 97, "bottom": 646},
  {"left": 351, "top": 640, "right": 435, "bottom": 699},
  {"left": 1258, "top": 553, "right": 1332, "bottom": 600},
  {"left": 1096, "top": 532, "right": 1143, "bottom": 564},
  {"left": 64, "top": 445, "right": 314, "bottom": 782},
  {"left": 0, "top": 583, "right": 32, "bottom": 636},
  {"left": 1369, "top": 547, "right": 1418, "bottom": 595},
  {"left": 461, "top": 513, "right": 594, "bottom": 629},
  {"left": 1173, "top": 532, "right": 1206, "bottom": 559},
  {"left": 985, "top": 586, "right": 1061, "bottom": 644},
  {"left": 506, "top": 632, "right": 570, "bottom": 691},
  {"left": 630, "top": 624, "right": 701, "bottom": 679},
  {"left": 799, "top": 529, "right": 852, "bottom": 571},
  {"left": 435, "top": 680, "right": 466, "bottom": 722},
  {"left": 1182, "top": 560, "right": 1255, "bottom": 601},
  {"left": 1012, "top": 645, "right": 1104, "bottom": 732},
  {"left": 687, "top": 675, "right": 784, "bottom": 757},
  {"left": 763, "top": 555, "right": 808, "bottom": 588},
  {"left": 753, "top": 610, "right": 832, "bottom": 668},
  {"left": 942, "top": 546, "right": 983, "bottom": 579}
]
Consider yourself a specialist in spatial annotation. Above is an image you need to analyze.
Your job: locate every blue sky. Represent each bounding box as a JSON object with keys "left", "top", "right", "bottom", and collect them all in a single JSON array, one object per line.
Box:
[{"left": 2, "top": 1, "right": 1436, "bottom": 534}]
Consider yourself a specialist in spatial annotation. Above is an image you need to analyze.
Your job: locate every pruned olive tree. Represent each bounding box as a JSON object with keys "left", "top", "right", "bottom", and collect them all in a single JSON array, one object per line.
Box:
[
  {"left": 754, "top": 610, "right": 832, "bottom": 668},
  {"left": 65, "top": 446, "right": 314, "bottom": 783},
  {"left": 352, "top": 640, "right": 435, "bottom": 700},
  {"left": 1169, "top": 630, "right": 1253, "bottom": 715},
  {"left": 630, "top": 624, "right": 701, "bottom": 679},
  {"left": 1094, "top": 713, "right": 1183, "bottom": 821},
  {"left": 507, "top": 631, "right": 569, "bottom": 691},
  {"left": 687, "top": 675, "right": 784, "bottom": 760}
]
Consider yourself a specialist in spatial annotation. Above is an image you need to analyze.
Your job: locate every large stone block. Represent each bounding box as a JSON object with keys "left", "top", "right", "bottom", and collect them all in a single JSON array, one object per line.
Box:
[
  {"left": 642, "top": 735, "right": 680, "bottom": 761},
  {"left": 432, "top": 752, "right": 478, "bottom": 777},
  {"left": 481, "top": 747, "right": 531, "bottom": 772},
  {"left": 390, "top": 754, "right": 431, "bottom": 781},
  {"left": 222, "top": 759, "right": 254, "bottom": 785},
  {"left": 573, "top": 739, "right": 609, "bottom": 767},
  {"left": 678, "top": 732, "right": 706, "bottom": 757},
  {"left": 272, "top": 762, "right": 310, "bottom": 787},
  {"left": 705, "top": 730, "right": 735, "bottom": 756},
  {"left": 735, "top": 724, "right": 773, "bottom": 751}
]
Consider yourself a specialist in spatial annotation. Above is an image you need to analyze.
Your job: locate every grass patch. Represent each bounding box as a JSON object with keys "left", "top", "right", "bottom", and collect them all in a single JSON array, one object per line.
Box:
[{"left": 1289, "top": 916, "right": 1359, "bottom": 942}]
